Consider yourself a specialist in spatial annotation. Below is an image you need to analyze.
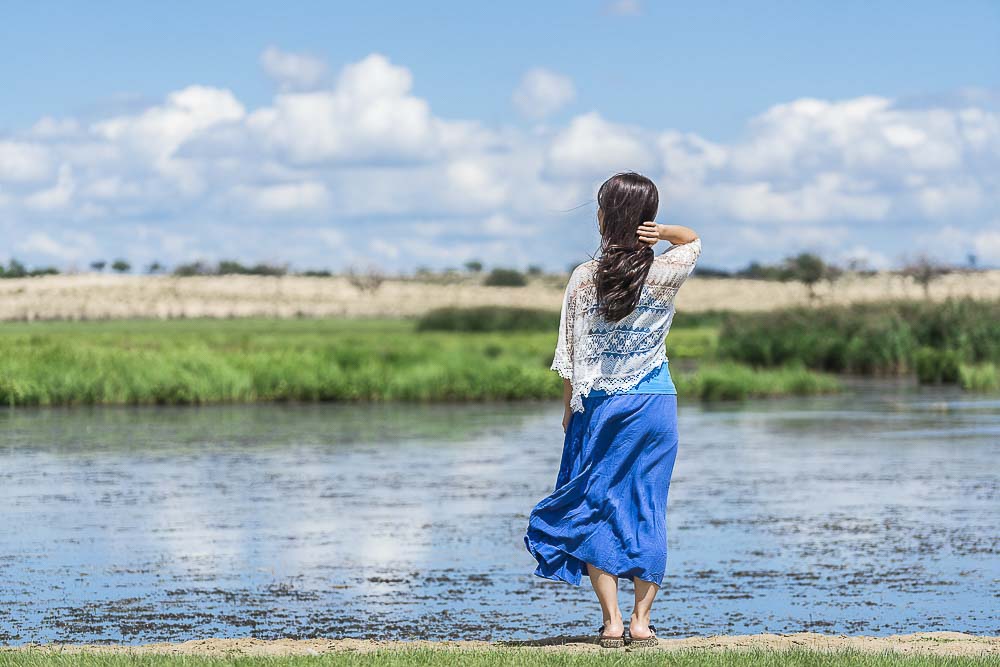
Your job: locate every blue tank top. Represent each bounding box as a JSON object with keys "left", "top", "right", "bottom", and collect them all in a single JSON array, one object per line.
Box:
[{"left": 587, "top": 360, "right": 676, "bottom": 397}]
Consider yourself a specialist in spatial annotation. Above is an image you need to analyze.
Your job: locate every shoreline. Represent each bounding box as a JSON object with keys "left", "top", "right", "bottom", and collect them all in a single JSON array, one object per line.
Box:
[{"left": 6, "top": 632, "right": 999, "bottom": 657}]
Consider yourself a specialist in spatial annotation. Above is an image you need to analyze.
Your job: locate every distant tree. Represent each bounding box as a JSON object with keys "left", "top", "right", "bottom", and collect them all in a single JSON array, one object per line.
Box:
[
  {"left": 0, "top": 259, "right": 57, "bottom": 278},
  {"left": 4, "top": 258, "right": 27, "bottom": 278},
  {"left": 690, "top": 265, "right": 731, "bottom": 278},
  {"left": 737, "top": 261, "right": 786, "bottom": 281},
  {"left": 967, "top": 253, "right": 977, "bottom": 270},
  {"left": 484, "top": 268, "right": 527, "bottom": 287},
  {"left": 111, "top": 259, "right": 131, "bottom": 273},
  {"left": 903, "top": 255, "right": 949, "bottom": 298},
  {"left": 786, "top": 252, "right": 827, "bottom": 300},
  {"left": 821, "top": 263, "right": 843, "bottom": 293},
  {"left": 146, "top": 261, "right": 165, "bottom": 274},
  {"left": 300, "top": 269, "right": 333, "bottom": 277},
  {"left": 347, "top": 265, "right": 385, "bottom": 293},
  {"left": 527, "top": 265, "right": 544, "bottom": 276},
  {"left": 217, "top": 260, "right": 247, "bottom": 275},
  {"left": 845, "top": 257, "right": 873, "bottom": 275},
  {"left": 248, "top": 262, "right": 287, "bottom": 276},
  {"left": 464, "top": 260, "right": 483, "bottom": 273},
  {"left": 215, "top": 260, "right": 286, "bottom": 276},
  {"left": 738, "top": 261, "right": 761, "bottom": 278},
  {"left": 90, "top": 260, "right": 107, "bottom": 272},
  {"left": 173, "top": 261, "right": 213, "bottom": 277}
]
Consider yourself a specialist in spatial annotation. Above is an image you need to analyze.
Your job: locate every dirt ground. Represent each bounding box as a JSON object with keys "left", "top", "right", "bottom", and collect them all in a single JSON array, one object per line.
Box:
[
  {"left": 9, "top": 633, "right": 999, "bottom": 657},
  {"left": 2, "top": 270, "right": 999, "bottom": 321}
]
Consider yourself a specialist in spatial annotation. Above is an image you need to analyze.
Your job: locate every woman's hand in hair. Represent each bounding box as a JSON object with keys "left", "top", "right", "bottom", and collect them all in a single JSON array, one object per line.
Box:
[
  {"left": 637, "top": 221, "right": 660, "bottom": 246},
  {"left": 639, "top": 222, "right": 699, "bottom": 246}
]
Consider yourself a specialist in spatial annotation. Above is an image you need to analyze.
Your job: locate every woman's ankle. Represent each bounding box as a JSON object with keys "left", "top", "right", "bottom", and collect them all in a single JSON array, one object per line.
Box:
[
  {"left": 630, "top": 611, "right": 651, "bottom": 626},
  {"left": 602, "top": 613, "right": 624, "bottom": 632}
]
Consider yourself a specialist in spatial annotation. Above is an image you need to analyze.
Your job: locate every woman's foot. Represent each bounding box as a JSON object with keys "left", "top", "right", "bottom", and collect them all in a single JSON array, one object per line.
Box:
[
  {"left": 601, "top": 619, "right": 624, "bottom": 637},
  {"left": 627, "top": 613, "right": 658, "bottom": 647},
  {"left": 597, "top": 617, "right": 626, "bottom": 648}
]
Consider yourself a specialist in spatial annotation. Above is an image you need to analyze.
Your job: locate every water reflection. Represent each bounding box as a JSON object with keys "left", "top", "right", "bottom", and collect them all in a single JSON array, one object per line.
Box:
[{"left": 0, "top": 387, "right": 996, "bottom": 644}]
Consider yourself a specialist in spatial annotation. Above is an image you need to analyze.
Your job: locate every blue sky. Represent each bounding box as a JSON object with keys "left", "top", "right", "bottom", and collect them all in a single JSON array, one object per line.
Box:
[{"left": 1, "top": 0, "right": 999, "bottom": 272}]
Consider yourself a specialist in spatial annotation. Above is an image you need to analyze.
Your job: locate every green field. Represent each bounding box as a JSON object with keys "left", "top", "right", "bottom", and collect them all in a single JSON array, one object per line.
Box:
[
  {"left": 717, "top": 299, "right": 1000, "bottom": 390},
  {"left": 0, "top": 317, "right": 837, "bottom": 407},
  {"left": 2, "top": 649, "right": 996, "bottom": 667}
]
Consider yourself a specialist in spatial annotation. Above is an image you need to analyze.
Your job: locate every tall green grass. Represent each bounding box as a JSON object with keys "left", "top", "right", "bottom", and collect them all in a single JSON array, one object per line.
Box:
[
  {"left": 0, "top": 318, "right": 837, "bottom": 407},
  {"left": 959, "top": 363, "right": 1000, "bottom": 392},
  {"left": 415, "top": 307, "right": 730, "bottom": 333},
  {"left": 674, "top": 362, "right": 841, "bottom": 401},
  {"left": 0, "top": 319, "right": 559, "bottom": 406},
  {"left": 417, "top": 307, "right": 558, "bottom": 332},
  {"left": 717, "top": 299, "right": 1000, "bottom": 381}
]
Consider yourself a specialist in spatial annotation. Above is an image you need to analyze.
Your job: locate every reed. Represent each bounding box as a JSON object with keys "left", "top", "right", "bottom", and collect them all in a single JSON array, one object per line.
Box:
[
  {"left": 674, "top": 362, "right": 841, "bottom": 401},
  {"left": 0, "top": 318, "right": 835, "bottom": 407},
  {"left": 958, "top": 363, "right": 1000, "bottom": 393},
  {"left": 717, "top": 299, "right": 1000, "bottom": 378},
  {"left": 416, "top": 306, "right": 558, "bottom": 332}
]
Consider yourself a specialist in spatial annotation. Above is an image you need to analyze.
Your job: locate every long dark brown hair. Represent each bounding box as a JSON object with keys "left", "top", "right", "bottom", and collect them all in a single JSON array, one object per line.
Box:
[{"left": 595, "top": 172, "right": 659, "bottom": 322}]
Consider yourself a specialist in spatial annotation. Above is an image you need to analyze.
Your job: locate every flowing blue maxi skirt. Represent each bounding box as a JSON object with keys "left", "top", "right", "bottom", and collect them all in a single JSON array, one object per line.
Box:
[{"left": 524, "top": 393, "right": 679, "bottom": 587}]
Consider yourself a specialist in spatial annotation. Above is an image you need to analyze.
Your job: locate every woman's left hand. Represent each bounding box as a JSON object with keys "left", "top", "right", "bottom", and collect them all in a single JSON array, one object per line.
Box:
[{"left": 637, "top": 221, "right": 660, "bottom": 246}]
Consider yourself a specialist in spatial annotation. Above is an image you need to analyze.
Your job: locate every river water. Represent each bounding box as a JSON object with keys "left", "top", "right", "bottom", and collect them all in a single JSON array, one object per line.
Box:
[{"left": 1, "top": 381, "right": 997, "bottom": 643}]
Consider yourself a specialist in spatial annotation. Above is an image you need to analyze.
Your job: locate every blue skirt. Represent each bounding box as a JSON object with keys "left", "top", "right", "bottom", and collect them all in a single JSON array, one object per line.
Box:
[{"left": 524, "top": 393, "right": 679, "bottom": 587}]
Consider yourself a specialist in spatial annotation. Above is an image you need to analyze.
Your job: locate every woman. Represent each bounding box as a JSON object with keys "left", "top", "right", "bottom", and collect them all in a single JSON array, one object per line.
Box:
[{"left": 524, "top": 172, "right": 701, "bottom": 648}]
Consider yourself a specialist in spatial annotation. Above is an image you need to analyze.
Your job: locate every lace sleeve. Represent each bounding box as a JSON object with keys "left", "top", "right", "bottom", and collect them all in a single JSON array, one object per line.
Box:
[
  {"left": 656, "top": 237, "right": 702, "bottom": 284},
  {"left": 550, "top": 274, "right": 576, "bottom": 380}
]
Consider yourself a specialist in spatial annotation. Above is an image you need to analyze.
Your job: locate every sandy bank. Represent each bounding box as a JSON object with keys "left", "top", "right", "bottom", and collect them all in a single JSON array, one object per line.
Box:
[
  {"left": 9, "top": 632, "right": 998, "bottom": 657},
  {"left": 2, "top": 271, "right": 999, "bottom": 321}
]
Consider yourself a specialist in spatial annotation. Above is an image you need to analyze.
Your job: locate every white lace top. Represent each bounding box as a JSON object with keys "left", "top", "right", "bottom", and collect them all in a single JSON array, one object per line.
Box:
[{"left": 551, "top": 238, "right": 702, "bottom": 412}]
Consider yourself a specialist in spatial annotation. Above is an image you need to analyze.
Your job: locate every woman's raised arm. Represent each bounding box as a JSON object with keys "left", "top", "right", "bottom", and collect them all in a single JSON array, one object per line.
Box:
[{"left": 637, "top": 222, "right": 699, "bottom": 246}]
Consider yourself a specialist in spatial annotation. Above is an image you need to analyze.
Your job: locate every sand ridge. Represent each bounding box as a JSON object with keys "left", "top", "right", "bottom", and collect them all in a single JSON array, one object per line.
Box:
[
  {"left": 9, "top": 632, "right": 998, "bottom": 657},
  {"left": 2, "top": 270, "right": 1000, "bottom": 321}
]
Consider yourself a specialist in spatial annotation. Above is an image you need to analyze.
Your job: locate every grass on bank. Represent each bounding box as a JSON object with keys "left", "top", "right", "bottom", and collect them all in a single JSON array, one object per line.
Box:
[
  {"left": 673, "top": 361, "right": 840, "bottom": 400},
  {"left": 716, "top": 299, "right": 1000, "bottom": 381},
  {"left": 416, "top": 307, "right": 735, "bottom": 334},
  {"left": 0, "top": 317, "right": 835, "bottom": 407},
  {"left": 958, "top": 363, "right": 1000, "bottom": 392},
  {"left": 2, "top": 649, "right": 997, "bottom": 667}
]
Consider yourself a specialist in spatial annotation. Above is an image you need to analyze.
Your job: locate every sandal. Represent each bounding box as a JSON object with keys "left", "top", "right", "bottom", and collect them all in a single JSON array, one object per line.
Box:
[
  {"left": 626, "top": 623, "right": 658, "bottom": 648},
  {"left": 597, "top": 624, "right": 626, "bottom": 648}
]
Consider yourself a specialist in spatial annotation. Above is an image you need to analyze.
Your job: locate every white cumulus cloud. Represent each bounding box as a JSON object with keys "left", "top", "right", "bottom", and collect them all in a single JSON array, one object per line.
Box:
[
  {"left": 547, "top": 112, "right": 655, "bottom": 179},
  {"left": 16, "top": 229, "right": 99, "bottom": 262},
  {"left": 229, "top": 180, "right": 331, "bottom": 216},
  {"left": 247, "top": 53, "right": 490, "bottom": 165},
  {"left": 0, "top": 140, "right": 52, "bottom": 183},
  {"left": 1, "top": 48, "right": 998, "bottom": 272},
  {"left": 512, "top": 68, "right": 576, "bottom": 119},
  {"left": 260, "top": 46, "right": 329, "bottom": 91}
]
